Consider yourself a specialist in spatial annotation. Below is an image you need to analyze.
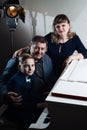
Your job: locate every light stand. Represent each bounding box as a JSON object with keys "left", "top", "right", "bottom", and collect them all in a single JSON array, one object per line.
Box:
[
  {"left": 10, "top": 29, "right": 14, "bottom": 56},
  {"left": 5, "top": 7, "right": 19, "bottom": 56},
  {"left": 1, "top": 0, "right": 26, "bottom": 56},
  {"left": 5, "top": 5, "right": 18, "bottom": 55}
]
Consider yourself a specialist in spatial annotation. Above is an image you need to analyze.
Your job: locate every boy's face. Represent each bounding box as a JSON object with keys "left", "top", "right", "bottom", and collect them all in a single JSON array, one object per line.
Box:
[{"left": 19, "top": 58, "right": 35, "bottom": 76}]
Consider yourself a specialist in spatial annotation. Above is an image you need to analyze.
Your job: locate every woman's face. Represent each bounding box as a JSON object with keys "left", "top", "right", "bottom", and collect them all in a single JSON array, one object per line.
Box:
[{"left": 55, "top": 21, "right": 70, "bottom": 37}]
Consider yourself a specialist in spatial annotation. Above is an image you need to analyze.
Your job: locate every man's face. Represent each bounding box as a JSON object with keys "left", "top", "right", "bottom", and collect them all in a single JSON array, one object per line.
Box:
[{"left": 32, "top": 42, "right": 47, "bottom": 61}]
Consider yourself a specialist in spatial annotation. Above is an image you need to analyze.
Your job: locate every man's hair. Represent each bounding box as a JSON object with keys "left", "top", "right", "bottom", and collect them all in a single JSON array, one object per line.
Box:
[{"left": 32, "top": 35, "right": 48, "bottom": 45}]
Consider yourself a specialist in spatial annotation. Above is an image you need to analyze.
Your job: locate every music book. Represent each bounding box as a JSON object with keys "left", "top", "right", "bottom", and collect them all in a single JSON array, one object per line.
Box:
[
  {"left": 51, "top": 80, "right": 87, "bottom": 100},
  {"left": 60, "top": 59, "right": 87, "bottom": 83}
]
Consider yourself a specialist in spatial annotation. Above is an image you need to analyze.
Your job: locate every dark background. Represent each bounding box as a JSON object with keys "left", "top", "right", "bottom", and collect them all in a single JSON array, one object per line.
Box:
[{"left": 0, "top": 18, "right": 32, "bottom": 74}]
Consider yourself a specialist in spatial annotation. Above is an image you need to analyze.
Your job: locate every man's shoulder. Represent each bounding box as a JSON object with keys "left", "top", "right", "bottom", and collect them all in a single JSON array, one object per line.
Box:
[
  {"left": 42, "top": 54, "right": 52, "bottom": 66},
  {"left": 43, "top": 53, "right": 51, "bottom": 60},
  {"left": 5, "top": 57, "right": 17, "bottom": 69}
]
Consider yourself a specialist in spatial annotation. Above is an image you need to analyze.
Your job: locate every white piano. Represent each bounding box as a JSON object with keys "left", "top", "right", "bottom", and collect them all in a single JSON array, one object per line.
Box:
[{"left": 46, "top": 59, "right": 87, "bottom": 129}]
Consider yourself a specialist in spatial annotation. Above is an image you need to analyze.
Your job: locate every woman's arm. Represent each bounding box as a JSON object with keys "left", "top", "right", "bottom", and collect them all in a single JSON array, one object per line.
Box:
[{"left": 64, "top": 53, "right": 84, "bottom": 66}]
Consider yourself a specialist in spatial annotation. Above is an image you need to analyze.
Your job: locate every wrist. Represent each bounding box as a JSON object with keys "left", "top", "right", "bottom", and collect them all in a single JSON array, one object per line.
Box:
[{"left": 74, "top": 53, "right": 84, "bottom": 60}]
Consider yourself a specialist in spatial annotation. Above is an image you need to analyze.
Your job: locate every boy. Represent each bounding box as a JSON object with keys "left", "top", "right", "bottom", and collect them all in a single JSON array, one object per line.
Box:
[{"left": 4, "top": 53, "right": 46, "bottom": 130}]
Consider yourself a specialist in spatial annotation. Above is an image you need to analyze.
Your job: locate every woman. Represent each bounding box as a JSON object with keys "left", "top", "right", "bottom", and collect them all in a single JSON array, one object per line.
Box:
[
  {"left": 12, "top": 14, "right": 87, "bottom": 81},
  {"left": 45, "top": 14, "right": 87, "bottom": 79}
]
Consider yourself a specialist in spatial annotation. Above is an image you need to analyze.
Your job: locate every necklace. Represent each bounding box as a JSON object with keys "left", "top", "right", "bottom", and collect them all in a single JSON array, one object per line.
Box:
[{"left": 59, "top": 44, "right": 62, "bottom": 53}]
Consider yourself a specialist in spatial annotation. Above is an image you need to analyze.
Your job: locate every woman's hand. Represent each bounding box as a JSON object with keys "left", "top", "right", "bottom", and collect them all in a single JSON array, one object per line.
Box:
[{"left": 63, "top": 53, "right": 84, "bottom": 67}]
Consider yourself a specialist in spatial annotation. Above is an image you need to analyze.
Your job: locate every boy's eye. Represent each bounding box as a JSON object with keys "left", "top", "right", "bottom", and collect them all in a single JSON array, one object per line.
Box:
[{"left": 62, "top": 25, "right": 65, "bottom": 27}]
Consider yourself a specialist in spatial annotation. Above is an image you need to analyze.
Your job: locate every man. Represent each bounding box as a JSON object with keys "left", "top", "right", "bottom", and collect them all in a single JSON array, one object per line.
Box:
[{"left": 0, "top": 35, "right": 53, "bottom": 105}]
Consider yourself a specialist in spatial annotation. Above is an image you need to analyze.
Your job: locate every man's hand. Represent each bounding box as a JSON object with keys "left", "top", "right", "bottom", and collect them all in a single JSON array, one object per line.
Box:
[
  {"left": 7, "top": 92, "right": 23, "bottom": 105},
  {"left": 12, "top": 46, "right": 30, "bottom": 58},
  {"left": 12, "top": 49, "right": 23, "bottom": 58}
]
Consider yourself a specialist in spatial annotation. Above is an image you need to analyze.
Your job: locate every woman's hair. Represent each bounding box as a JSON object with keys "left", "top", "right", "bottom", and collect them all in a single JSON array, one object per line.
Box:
[{"left": 51, "top": 14, "right": 76, "bottom": 43}]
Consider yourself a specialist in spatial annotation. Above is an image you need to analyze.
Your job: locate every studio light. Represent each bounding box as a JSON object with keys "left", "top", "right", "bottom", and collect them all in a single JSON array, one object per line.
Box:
[
  {"left": 1, "top": 0, "right": 26, "bottom": 56},
  {"left": 3, "top": 0, "right": 26, "bottom": 30},
  {"left": 6, "top": 5, "right": 18, "bottom": 18}
]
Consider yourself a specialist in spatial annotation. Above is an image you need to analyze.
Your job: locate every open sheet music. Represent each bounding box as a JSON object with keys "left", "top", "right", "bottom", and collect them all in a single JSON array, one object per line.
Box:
[
  {"left": 51, "top": 59, "right": 87, "bottom": 100},
  {"left": 60, "top": 59, "right": 87, "bottom": 83}
]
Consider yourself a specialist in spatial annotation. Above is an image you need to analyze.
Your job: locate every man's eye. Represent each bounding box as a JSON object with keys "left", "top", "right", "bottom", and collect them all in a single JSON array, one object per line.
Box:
[
  {"left": 35, "top": 47, "right": 38, "bottom": 49},
  {"left": 32, "top": 64, "right": 35, "bottom": 67},
  {"left": 24, "top": 65, "right": 27, "bottom": 67}
]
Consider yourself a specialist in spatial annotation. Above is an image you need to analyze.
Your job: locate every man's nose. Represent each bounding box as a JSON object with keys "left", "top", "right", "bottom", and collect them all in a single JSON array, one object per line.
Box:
[{"left": 38, "top": 48, "right": 42, "bottom": 53}]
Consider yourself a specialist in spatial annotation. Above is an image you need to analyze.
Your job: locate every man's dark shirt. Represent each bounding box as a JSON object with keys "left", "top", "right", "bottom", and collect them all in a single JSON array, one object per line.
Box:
[{"left": 35, "top": 59, "right": 44, "bottom": 79}]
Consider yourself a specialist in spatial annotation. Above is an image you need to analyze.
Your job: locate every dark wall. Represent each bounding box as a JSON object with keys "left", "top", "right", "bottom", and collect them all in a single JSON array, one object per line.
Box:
[{"left": 0, "top": 17, "right": 32, "bottom": 74}]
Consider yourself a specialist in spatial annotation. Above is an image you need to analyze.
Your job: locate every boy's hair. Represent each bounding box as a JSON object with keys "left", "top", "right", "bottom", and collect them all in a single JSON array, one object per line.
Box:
[{"left": 18, "top": 53, "right": 35, "bottom": 64}]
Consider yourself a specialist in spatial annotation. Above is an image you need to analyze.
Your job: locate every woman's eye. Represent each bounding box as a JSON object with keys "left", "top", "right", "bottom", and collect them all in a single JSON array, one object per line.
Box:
[{"left": 56, "top": 26, "right": 59, "bottom": 28}]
